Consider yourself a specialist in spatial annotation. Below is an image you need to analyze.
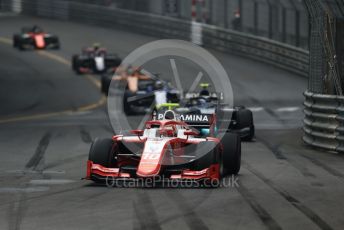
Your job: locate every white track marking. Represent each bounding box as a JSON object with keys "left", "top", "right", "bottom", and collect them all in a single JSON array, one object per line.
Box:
[
  {"left": 276, "top": 107, "right": 300, "bottom": 112},
  {"left": 247, "top": 107, "right": 264, "bottom": 112},
  {"left": 5, "top": 170, "right": 66, "bottom": 174},
  {"left": 0, "top": 187, "right": 49, "bottom": 193},
  {"left": 29, "top": 179, "right": 76, "bottom": 185}
]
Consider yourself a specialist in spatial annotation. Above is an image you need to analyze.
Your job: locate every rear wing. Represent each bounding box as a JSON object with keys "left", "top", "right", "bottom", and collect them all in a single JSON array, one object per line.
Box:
[
  {"left": 154, "top": 104, "right": 216, "bottom": 135},
  {"left": 156, "top": 112, "right": 213, "bottom": 127}
]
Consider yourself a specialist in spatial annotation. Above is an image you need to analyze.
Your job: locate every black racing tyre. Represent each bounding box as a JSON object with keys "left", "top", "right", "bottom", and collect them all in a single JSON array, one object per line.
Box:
[
  {"left": 13, "top": 35, "right": 18, "bottom": 47},
  {"left": 88, "top": 138, "right": 116, "bottom": 167},
  {"left": 15, "top": 38, "right": 25, "bottom": 50},
  {"left": 236, "top": 108, "right": 254, "bottom": 141},
  {"left": 72, "top": 55, "right": 82, "bottom": 74},
  {"left": 242, "top": 124, "right": 255, "bottom": 141},
  {"left": 221, "top": 132, "right": 241, "bottom": 175},
  {"left": 53, "top": 40, "right": 60, "bottom": 50},
  {"left": 72, "top": 55, "right": 78, "bottom": 70},
  {"left": 18, "top": 43, "right": 25, "bottom": 51},
  {"left": 236, "top": 108, "right": 253, "bottom": 130},
  {"left": 101, "top": 76, "right": 111, "bottom": 95},
  {"left": 123, "top": 91, "right": 133, "bottom": 115},
  {"left": 191, "top": 142, "right": 222, "bottom": 187},
  {"left": 192, "top": 142, "right": 217, "bottom": 170}
]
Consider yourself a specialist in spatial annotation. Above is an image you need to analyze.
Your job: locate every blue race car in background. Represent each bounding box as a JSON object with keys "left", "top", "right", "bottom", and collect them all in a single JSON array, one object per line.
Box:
[
  {"left": 154, "top": 83, "right": 255, "bottom": 141},
  {"left": 101, "top": 68, "right": 180, "bottom": 115}
]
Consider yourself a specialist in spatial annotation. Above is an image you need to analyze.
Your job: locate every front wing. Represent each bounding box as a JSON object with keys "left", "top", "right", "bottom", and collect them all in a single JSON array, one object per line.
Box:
[{"left": 86, "top": 160, "right": 220, "bottom": 184}]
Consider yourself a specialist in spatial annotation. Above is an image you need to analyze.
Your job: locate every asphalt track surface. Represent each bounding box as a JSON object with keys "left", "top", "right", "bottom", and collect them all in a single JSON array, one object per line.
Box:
[{"left": 0, "top": 15, "right": 344, "bottom": 230}]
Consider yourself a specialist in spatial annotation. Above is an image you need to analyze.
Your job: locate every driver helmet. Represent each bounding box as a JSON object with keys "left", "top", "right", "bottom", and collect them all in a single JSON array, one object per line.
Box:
[
  {"left": 93, "top": 43, "right": 101, "bottom": 50},
  {"left": 32, "top": 25, "right": 42, "bottom": 33},
  {"left": 155, "top": 80, "right": 164, "bottom": 90},
  {"left": 199, "top": 83, "right": 210, "bottom": 96}
]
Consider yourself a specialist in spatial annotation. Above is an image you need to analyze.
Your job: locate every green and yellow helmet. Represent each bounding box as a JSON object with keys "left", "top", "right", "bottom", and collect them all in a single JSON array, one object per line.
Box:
[
  {"left": 156, "top": 103, "right": 180, "bottom": 110},
  {"left": 199, "top": 83, "right": 211, "bottom": 96},
  {"left": 92, "top": 42, "right": 101, "bottom": 49},
  {"left": 200, "top": 83, "right": 210, "bottom": 88}
]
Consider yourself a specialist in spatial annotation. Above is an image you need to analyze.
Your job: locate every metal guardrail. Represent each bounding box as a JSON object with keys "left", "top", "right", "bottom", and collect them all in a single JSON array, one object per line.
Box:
[
  {"left": 202, "top": 24, "right": 309, "bottom": 77},
  {"left": 303, "top": 90, "right": 344, "bottom": 152},
  {"left": 17, "top": 0, "right": 309, "bottom": 77}
]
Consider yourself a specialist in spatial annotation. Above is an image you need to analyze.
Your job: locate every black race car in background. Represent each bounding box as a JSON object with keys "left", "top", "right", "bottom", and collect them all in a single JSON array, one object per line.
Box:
[
  {"left": 100, "top": 68, "right": 118, "bottom": 94},
  {"left": 13, "top": 25, "right": 60, "bottom": 50},
  {"left": 101, "top": 68, "right": 180, "bottom": 115},
  {"left": 122, "top": 79, "right": 180, "bottom": 115},
  {"left": 72, "top": 44, "right": 121, "bottom": 74},
  {"left": 154, "top": 83, "right": 255, "bottom": 141}
]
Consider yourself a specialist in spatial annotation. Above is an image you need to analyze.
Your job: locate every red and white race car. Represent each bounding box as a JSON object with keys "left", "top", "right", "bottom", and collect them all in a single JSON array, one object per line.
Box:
[
  {"left": 13, "top": 26, "right": 60, "bottom": 50},
  {"left": 86, "top": 110, "right": 241, "bottom": 186}
]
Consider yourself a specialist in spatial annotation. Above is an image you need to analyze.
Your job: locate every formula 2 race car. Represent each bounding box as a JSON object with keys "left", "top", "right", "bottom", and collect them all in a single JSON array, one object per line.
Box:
[
  {"left": 102, "top": 68, "right": 180, "bottom": 115},
  {"left": 86, "top": 110, "right": 241, "bottom": 186},
  {"left": 72, "top": 44, "right": 122, "bottom": 74},
  {"left": 13, "top": 25, "right": 60, "bottom": 50},
  {"left": 155, "top": 83, "right": 255, "bottom": 141},
  {"left": 122, "top": 79, "right": 180, "bottom": 115}
]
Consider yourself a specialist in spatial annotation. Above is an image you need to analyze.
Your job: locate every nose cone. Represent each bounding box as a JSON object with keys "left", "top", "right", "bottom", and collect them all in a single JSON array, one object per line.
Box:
[
  {"left": 136, "top": 140, "right": 168, "bottom": 177},
  {"left": 34, "top": 34, "right": 45, "bottom": 48}
]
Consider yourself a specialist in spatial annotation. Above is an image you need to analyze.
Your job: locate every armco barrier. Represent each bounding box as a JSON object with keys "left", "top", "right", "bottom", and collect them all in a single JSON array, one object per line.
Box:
[
  {"left": 303, "top": 91, "right": 344, "bottom": 152},
  {"left": 18, "top": 0, "right": 309, "bottom": 77}
]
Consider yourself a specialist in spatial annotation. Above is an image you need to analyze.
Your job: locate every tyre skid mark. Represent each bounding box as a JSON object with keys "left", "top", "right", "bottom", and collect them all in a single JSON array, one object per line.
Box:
[
  {"left": 164, "top": 190, "right": 209, "bottom": 230},
  {"left": 256, "top": 137, "right": 286, "bottom": 160},
  {"left": 300, "top": 154, "right": 344, "bottom": 180},
  {"left": 25, "top": 132, "right": 52, "bottom": 171},
  {"left": 79, "top": 126, "right": 92, "bottom": 143},
  {"left": 243, "top": 162, "right": 334, "bottom": 230},
  {"left": 43, "top": 154, "right": 85, "bottom": 170},
  {"left": 257, "top": 137, "right": 318, "bottom": 180},
  {"left": 8, "top": 192, "right": 27, "bottom": 230},
  {"left": 1, "top": 184, "right": 86, "bottom": 208},
  {"left": 237, "top": 182, "right": 282, "bottom": 230},
  {"left": 133, "top": 190, "right": 162, "bottom": 230},
  {"left": 7, "top": 132, "right": 53, "bottom": 230}
]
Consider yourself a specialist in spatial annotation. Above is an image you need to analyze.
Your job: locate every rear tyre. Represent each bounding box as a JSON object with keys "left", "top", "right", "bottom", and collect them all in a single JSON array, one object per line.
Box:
[
  {"left": 13, "top": 35, "right": 18, "bottom": 48},
  {"left": 101, "top": 75, "right": 111, "bottom": 95},
  {"left": 123, "top": 91, "right": 133, "bottom": 115},
  {"left": 222, "top": 132, "right": 241, "bottom": 175},
  {"left": 54, "top": 42, "right": 60, "bottom": 50},
  {"left": 72, "top": 55, "right": 82, "bottom": 74},
  {"left": 236, "top": 108, "right": 254, "bottom": 141},
  {"left": 242, "top": 125, "right": 255, "bottom": 141},
  {"left": 88, "top": 138, "right": 116, "bottom": 167},
  {"left": 18, "top": 43, "right": 25, "bottom": 51}
]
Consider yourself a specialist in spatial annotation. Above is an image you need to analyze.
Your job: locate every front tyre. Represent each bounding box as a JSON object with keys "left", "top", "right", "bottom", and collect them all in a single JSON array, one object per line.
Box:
[
  {"left": 54, "top": 41, "right": 60, "bottom": 50},
  {"left": 13, "top": 35, "right": 19, "bottom": 48},
  {"left": 222, "top": 132, "right": 241, "bottom": 175},
  {"left": 123, "top": 91, "right": 134, "bottom": 115},
  {"left": 88, "top": 138, "right": 116, "bottom": 167}
]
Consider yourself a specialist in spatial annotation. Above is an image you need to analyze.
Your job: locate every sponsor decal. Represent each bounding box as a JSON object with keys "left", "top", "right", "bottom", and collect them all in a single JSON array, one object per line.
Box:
[{"left": 157, "top": 113, "right": 209, "bottom": 122}]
